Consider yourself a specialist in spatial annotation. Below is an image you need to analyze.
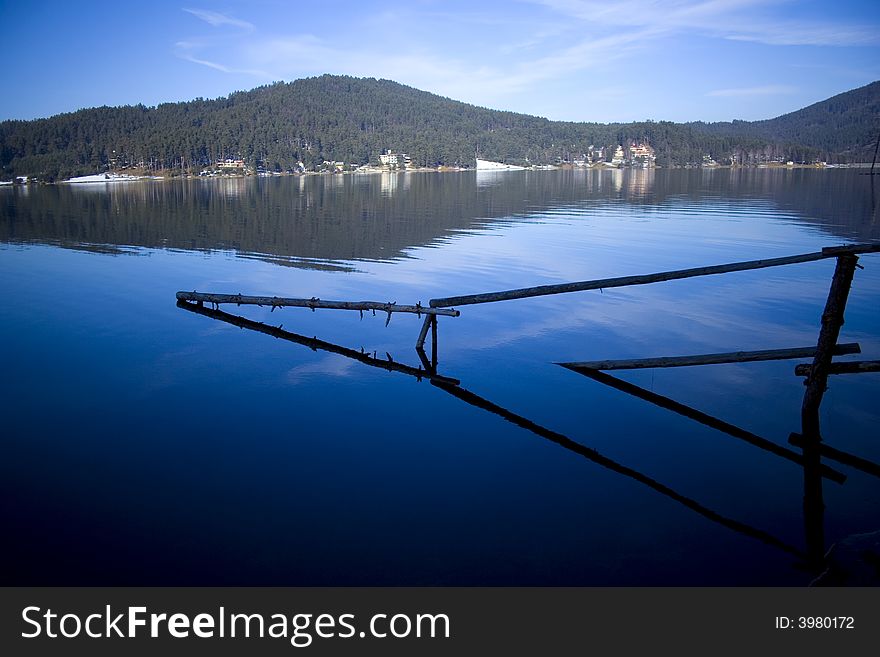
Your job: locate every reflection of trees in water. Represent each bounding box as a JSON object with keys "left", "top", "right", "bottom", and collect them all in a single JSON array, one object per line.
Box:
[
  {"left": 2, "top": 172, "right": 598, "bottom": 263},
  {"left": 1, "top": 170, "right": 876, "bottom": 265}
]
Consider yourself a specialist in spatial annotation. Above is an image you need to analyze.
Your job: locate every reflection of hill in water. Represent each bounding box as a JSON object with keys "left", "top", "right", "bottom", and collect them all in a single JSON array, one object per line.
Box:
[
  {"left": 1, "top": 169, "right": 876, "bottom": 265},
  {"left": 649, "top": 168, "right": 879, "bottom": 242}
]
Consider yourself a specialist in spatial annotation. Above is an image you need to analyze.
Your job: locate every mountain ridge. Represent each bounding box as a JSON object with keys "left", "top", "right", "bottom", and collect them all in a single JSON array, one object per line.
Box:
[
  {"left": 2, "top": 75, "right": 877, "bottom": 180},
  {"left": 687, "top": 80, "right": 880, "bottom": 160}
]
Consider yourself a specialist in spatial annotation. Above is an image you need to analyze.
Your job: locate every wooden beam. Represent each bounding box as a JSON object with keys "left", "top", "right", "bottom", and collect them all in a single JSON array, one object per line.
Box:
[
  {"left": 559, "top": 343, "right": 861, "bottom": 372},
  {"left": 429, "top": 244, "right": 880, "bottom": 308},
  {"left": 559, "top": 365, "right": 846, "bottom": 483},
  {"left": 821, "top": 244, "right": 880, "bottom": 256},
  {"left": 795, "top": 360, "right": 880, "bottom": 376},
  {"left": 177, "top": 291, "right": 460, "bottom": 317}
]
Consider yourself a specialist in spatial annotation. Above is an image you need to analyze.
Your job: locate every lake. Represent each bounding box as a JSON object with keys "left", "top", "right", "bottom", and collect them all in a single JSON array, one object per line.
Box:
[{"left": 2, "top": 168, "right": 878, "bottom": 585}]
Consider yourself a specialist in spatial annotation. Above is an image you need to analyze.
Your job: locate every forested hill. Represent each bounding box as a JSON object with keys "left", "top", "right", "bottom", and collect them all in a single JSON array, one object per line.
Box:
[
  {"left": 687, "top": 80, "right": 880, "bottom": 161},
  {"left": 1, "top": 75, "right": 878, "bottom": 180}
]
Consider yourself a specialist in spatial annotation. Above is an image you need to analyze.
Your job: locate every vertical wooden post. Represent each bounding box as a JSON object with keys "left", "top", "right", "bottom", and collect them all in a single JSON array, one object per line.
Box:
[
  {"left": 415, "top": 314, "right": 432, "bottom": 350},
  {"left": 430, "top": 315, "right": 438, "bottom": 369},
  {"left": 799, "top": 254, "right": 858, "bottom": 571},
  {"left": 801, "top": 254, "right": 859, "bottom": 439}
]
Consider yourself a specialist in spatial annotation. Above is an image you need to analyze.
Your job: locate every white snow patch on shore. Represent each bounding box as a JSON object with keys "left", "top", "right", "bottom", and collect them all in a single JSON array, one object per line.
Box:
[{"left": 64, "top": 173, "right": 144, "bottom": 184}]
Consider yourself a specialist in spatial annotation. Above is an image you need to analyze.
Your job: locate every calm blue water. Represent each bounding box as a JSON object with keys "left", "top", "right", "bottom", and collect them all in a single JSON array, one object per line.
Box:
[{"left": 1, "top": 168, "right": 878, "bottom": 585}]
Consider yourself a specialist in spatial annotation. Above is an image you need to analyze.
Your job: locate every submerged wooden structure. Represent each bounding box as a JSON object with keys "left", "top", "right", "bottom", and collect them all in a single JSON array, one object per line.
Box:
[{"left": 177, "top": 241, "right": 880, "bottom": 578}]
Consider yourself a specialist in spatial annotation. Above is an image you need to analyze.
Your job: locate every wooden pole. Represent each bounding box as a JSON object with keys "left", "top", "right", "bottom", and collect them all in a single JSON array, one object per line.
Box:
[
  {"left": 415, "top": 314, "right": 433, "bottom": 350},
  {"left": 430, "top": 315, "right": 438, "bottom": 369},
  {"left": 430, "top": 379, "right": 803, "bottom": 558},
  {"left": 176, "top": 300, "right": 460, "bottom": 386},
  {"left": 794, "top": 360, "right": 880, "bottom": 376},
  {"left": 800, "top": 255, "right": 859, "bottom": 441},
  {"left": 429, "top": 244, "right": 880, "bottom": 308},
  {"left": 797, "top": 254, "right": 858, "bottom": 572},
  {"left": 177, "top": 291, "right": 460, "bottom": 317},
  {"left": 560, "top": 366, "right": 846, "bottom": 483},
  {"left": 560, "top": 343, "right": 861, "bottom": 372}
]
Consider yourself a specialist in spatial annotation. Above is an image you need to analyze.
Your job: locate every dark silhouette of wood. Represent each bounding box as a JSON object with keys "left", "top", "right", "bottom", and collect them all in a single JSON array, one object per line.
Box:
[
  {"left": 789, "top": 433, "right": 880, "bottom": 479},
  {"left": 176, "top": 296, "right": 808, "bottom": 561},
  {"left": 176, "top": 300, "right": 460, "bottom": 385},
  {"left": 801, "top": 436, "right": 826, "bottom": 571},
  {"left": 559, "top": 366, "right": 846, "bottom": 483},
  {"left": 430, "top": 379, "right": 804, "bottom": 558}
]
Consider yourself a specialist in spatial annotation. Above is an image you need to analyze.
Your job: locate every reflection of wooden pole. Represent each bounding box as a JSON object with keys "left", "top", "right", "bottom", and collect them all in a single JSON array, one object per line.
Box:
[
  {"left": 561, "top": 343, "right": 860, "bottom": 372},
  {"left": 789, "top": 433, "right": 880, "bottom": 479},
  {"left": 431, "top": 379, "right": 803, "bottom": 558},
  {"left": 801, "top": 438, "right": 826, "bottom": 571},
  {"left": 561, "top": 366, "right": 846, "bottom": 483},
  {"left": 415, "top": 346, "right": 432, "bottom": 373},
  {"left": 176, "top": 300, "right": 460, "bottom": 386}
]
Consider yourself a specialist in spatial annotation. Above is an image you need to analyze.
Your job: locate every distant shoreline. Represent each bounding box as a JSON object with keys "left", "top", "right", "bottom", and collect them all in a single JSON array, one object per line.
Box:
[{"left": 2, "top": 162, "right": 874, "bottom": 186}]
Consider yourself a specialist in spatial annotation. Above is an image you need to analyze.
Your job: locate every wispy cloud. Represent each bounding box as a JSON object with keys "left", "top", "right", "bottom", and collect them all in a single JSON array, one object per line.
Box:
[
  {"left": 183, "top": 8, "right": 254, "bottom": 31},
  {"left": 528, "top": 0, "right": 771, "bottom": 31},
  {"left": 503, "top": 27, "right": 657, "bottom": 85},
  {"left": 239, "top": 35, "right": 503, "bottom": 102},
  {"left": 175, "top": 41, "right": 269, "bottom": 77},
  {"left": 173, "top": 2, "right": 658, "bottom": 107},
  {"left": 239, "top": 25, "right": 652, "bottom": 104},
  {"left": 179, "top": 54, "right": 269, "bottom": 78},
  {"left": 170, "top": 1, "right": 877, "bottom": 120},
  {"left": 726, "top": 26, "right": 880, "bottom": 47},
  {"left": 526, "top": 0, "right": 880, "bottom": 47},
  {"left": 706, "top": 84, "right": 796, "bottom": 97},
  {"left": 178, "top": 7, "right": 261, "bottom": 75}
]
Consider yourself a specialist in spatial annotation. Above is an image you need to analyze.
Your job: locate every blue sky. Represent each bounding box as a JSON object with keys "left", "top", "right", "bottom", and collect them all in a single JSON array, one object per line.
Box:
[{"left": 1, "top": 0, "right": 878, "bottom": 123}]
